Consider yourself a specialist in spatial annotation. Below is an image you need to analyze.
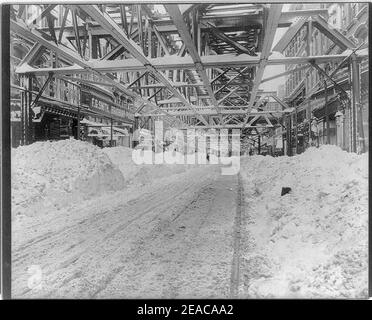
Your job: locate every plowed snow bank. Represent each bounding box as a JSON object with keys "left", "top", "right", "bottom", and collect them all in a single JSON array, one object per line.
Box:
[
  {"left": 239, "top": 145, "right": 368, "bottom": 298},
  {"left": 12, "top": 140, "right": 196, "bottom": 218},
  {"left": 12, "top": 140, "right": 125, "bottom": 212}
]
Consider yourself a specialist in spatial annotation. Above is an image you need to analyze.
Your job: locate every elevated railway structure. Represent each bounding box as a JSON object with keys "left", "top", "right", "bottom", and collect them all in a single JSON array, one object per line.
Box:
[{"left": 9, "top": 3, "right": 368, "bottom": 153}]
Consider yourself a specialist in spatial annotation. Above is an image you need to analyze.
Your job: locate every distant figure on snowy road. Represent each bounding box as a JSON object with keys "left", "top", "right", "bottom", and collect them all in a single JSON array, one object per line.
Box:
[{"left": 310, "top": 115, "right": 320, "bottom": 148}]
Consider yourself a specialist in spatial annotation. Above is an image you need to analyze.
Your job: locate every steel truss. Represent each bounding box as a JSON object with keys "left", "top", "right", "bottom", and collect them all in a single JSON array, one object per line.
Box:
[{"left": 10, "top": 4, "right": 368, "bottom": 147}]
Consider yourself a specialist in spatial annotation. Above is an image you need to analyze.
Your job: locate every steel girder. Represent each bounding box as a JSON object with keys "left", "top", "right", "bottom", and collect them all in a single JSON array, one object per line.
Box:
[{"left": 10, "top": 4, "right": 368, "bottom": 132}]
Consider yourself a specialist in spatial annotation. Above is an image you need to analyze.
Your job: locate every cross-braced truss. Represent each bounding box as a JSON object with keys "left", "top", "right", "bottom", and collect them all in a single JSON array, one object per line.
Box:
[{"left": 10, "top": 3, "right": 368, "bottom": 134}]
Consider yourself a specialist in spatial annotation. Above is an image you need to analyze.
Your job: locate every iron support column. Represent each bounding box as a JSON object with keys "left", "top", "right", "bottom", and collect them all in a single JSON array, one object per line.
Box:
[
  {"left": 351, "top": 54, "right": 365, "bottom": 153},
  {"left": 110, "top": 118, "right": 113, "bottom": 147},
  {"left": 286, "top": 115, "right": 292, "bottom": 156},
  {"left": 20, "top": 77, "right": 25, "bottom": 145},
  {"left": 349, "top": 56, "right": 357, "bottom": 152},
  {"left": 258, "top": 134, "right": 261, "bottom": 155},
  {"left": 133, "top": 116, "right": 139, "bottom": 148},
  {"left": 77, "top": 105, "right": 80, "bottom": 140},
  {"left": 324, "top": 79, "right": 330, "bottom": 144},
  {"left": 294, "top": 106, "right": 298, "bottom": 154},
  {"left": 27, "top": 75, "right": 33, "bottom": 145}
]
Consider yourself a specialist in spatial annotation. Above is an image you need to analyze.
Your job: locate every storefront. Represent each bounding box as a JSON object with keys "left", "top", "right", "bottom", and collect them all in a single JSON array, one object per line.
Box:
[
  {"left": 33, "top": 103, "right": 83, "bottom": 142},
  {"left": 82, "top": 118, "right": 131, "bottom": 148}
]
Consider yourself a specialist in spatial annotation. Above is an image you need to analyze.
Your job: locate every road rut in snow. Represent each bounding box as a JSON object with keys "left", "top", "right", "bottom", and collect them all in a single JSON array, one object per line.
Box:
[
  {"left": 13, "top": 166, "right": 240, "bottom": 298},
  {"left": 230, "top": 174, "right": 244, "bottom": 298}
]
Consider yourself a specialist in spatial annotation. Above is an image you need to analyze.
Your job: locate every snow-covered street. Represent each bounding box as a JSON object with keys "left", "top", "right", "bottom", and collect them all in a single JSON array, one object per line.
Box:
[
  {"left": 12, "top": 144, "right": 240, "bottom": 298},
  {"left": 11, "top": 141, "right": 368, "bottom": 299},
  {"left": 7, "top": 2, "right": 369, "bottom": 302}
]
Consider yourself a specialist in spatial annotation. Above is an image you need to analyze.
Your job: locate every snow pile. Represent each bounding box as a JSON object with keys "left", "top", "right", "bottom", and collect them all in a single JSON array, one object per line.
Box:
[
  {"left": 12, "top": 139, "right": 125, "bottom": 213},
  {"left": 12, "top": 141, "right": 197, "bottom": 217},
  {"left": 239, "top": 145, "right": 368, "bottom": 298},
  {"left": 102, "top": 146, "right": 140, "bottom": 182}
]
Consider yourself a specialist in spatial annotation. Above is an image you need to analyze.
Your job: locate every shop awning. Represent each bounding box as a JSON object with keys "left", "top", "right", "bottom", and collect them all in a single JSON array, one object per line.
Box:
[{"left": 81, "top": 118, "right": 130, "bottom": 137}]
